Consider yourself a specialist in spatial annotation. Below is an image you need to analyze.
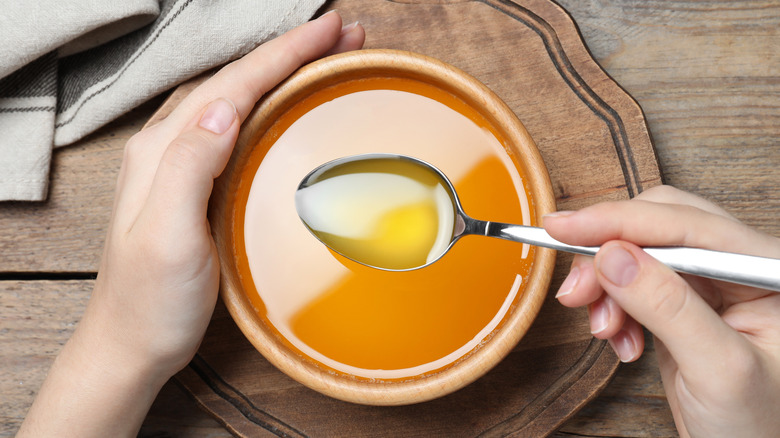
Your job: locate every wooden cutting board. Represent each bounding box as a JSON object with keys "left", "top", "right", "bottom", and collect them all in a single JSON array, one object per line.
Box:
[{"left": 148, "top": 0, "right": 662, "bottom": 436}]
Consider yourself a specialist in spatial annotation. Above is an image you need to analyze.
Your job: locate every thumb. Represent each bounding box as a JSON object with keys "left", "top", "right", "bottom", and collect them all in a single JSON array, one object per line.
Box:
[
  {"left": 594, "top": 241, "right": 744, "bottom": 377},
  {"left": 140, "top": 98, "right": 239, "bottom": 232}
]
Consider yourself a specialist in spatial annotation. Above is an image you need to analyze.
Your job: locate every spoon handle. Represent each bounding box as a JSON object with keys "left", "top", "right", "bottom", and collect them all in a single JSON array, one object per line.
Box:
[{"left": 483, "top": 222, "right": 780, "bottom": 292}]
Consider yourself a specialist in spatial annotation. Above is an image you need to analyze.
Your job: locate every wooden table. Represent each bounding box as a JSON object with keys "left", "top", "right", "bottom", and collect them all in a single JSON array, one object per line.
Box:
[{"left": 1, "top": 1, "right": 777, "bottom": 437}]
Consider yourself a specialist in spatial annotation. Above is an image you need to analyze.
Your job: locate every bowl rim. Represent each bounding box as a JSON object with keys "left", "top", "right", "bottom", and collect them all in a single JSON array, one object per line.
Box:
[{"left": 210, "top": 49, "right": 556, "bottom": 406}]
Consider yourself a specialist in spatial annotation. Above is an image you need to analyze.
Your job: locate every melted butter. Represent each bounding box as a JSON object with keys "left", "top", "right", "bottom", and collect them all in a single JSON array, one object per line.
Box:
[
  {"left": 295, "top": 157, "right": 456, "bottom": 270},
  {"left": 237, "top": 78, "right": 535, "bottom": 380}
]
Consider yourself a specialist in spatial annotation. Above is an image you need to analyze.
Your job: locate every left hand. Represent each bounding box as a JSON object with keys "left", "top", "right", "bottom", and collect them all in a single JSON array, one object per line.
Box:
[
  {"left": 84, "top": 8, "right": 365, "bottom": 389},
  {"left": 18, "top": 12, "right": 364, "bottom": 438}
]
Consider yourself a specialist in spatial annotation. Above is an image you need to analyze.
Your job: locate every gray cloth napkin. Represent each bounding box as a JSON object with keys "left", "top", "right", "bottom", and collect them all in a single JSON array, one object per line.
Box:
[{"left": 0, "top": 0, "right": 326, "bottom": 201}]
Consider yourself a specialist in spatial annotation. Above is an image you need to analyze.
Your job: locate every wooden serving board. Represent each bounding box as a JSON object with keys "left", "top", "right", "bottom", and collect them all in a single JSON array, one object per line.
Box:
[{"left": 151, "top": 0, "right": 662, "bottom": 436}]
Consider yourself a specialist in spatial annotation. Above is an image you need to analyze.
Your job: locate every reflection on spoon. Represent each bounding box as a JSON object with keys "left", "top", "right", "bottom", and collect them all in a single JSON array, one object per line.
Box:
[
  {"left": 296, "top": 153, "right": 780, "bottom": 291},
  {"left": 294, "top": 154, "right": 456, "bottom": 270}
]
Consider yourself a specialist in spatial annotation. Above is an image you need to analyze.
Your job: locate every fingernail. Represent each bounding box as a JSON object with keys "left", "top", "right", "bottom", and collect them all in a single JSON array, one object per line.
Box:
[
  {"left": 598, "top": 246, "right": 639, "bottom": 287},
  {"left": 199, "top": 98, "right": 236, "bottom": 135},
  {"left": 320, "top": 9, "right": 338, "bottom": 19},
  {"left": 589, "top": 300, "right": 610, "bottom": 335},
  {"left": 341, "top": 21, "right": 360, "bottom": 35},
  {"left": 609, "top": 330, "right": 639, "bottom": 363},
  {"left": 543, "top": 210, "right": 575, "bottom": 219},
  {"left": 555, "top": 266, "right": 579, "bottom": 298}
]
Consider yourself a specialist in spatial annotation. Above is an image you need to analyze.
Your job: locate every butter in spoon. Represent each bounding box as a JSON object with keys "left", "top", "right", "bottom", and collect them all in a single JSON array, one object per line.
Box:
[{"left": 295, "top": 153, "right": 780, "bottom": 291}]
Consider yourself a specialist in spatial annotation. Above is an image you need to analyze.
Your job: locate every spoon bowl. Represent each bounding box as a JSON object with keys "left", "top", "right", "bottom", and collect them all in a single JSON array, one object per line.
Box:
[{"left": 296, "top": 153, "right": 460, "bottom": 271}]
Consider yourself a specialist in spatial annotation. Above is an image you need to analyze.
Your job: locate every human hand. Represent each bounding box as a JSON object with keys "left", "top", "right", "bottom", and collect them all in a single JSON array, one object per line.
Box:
[
  {"left": 544, "top": 185, "right": 780, "bottom": 438},
  {"left": 83, "top": 10, "right": 364, "bottom": 386},
  {"left": 18, "top": 11, "right": 364, "bottom": 437}
]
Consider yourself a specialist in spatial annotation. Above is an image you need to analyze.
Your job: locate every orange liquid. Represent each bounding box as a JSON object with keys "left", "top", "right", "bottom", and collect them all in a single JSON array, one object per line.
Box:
[{"left": 235, "top": 78, "right": 536, "bottom": 380}]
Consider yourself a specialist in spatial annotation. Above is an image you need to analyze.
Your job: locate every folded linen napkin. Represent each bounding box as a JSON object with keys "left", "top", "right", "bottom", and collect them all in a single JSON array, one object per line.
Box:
[{"left": 0, "top": 0, "right": 326, "bottom": 201}]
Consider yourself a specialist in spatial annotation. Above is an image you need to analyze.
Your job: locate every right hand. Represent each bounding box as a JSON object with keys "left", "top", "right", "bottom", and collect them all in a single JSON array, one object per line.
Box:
[{"left": 544, "top": 186, "right": 780, "bottom": 438}]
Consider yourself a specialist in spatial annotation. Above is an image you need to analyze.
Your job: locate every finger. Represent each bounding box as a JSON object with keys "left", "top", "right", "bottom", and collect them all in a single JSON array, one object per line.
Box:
[
  {"left": 556, "top": 255, "right": 631, "bottom": 343},
  {"left": 635, "top": 185, "right": 736, "bottom": 219},
  {"left": 543, "top": 195, "right": 780, "bottom": 258},
  {"left": 594, "top": 241, "right": 747, "bottom": 375},
  {"left": 131, "top": 98, "right": 239, "bottom": 238},
  {"left": 721, "top": 293, "right": 780, "bottom": 344},
  {"left": 115, "top": 12, "right": 360, "bottom": 226},
  {"left": 606, "top": 315, "right": 645, "bottom": 363},
  {"left": 323, "top": 21, "right": 366, "bottom": 57},
  {"left": 555, "top": 255, "right": 603, "bottom": 307},
  {"left": 588, "top": 293, "right": 627, "bottom": 339},
  {"left": 164, "top": 10, "right": 353, "bottom": 129}
]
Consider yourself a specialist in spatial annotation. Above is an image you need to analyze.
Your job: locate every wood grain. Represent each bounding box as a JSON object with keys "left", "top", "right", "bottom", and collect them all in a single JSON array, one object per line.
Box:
[
  {"left": 1, "top": 0, "right": 777, "bottom": 437},
  {"left": 556, "top": 0, "right": 780, "bottom": 237},
  {"left": 0, "top": 280, "right": 228, "bottom": 437},
  {"left": 0, "top": 281, "right": 91, "bottom": 436}
]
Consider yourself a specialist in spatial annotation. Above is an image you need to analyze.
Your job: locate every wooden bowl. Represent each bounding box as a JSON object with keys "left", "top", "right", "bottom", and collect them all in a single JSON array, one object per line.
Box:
[{"left": 209, "top": 49, "right": 556, "bottom": 405}]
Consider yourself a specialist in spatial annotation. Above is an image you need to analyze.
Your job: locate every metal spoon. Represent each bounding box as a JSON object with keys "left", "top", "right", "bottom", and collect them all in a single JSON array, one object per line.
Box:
[{"left": 296, "top": 153, "right": 780, "bottom": 292}]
